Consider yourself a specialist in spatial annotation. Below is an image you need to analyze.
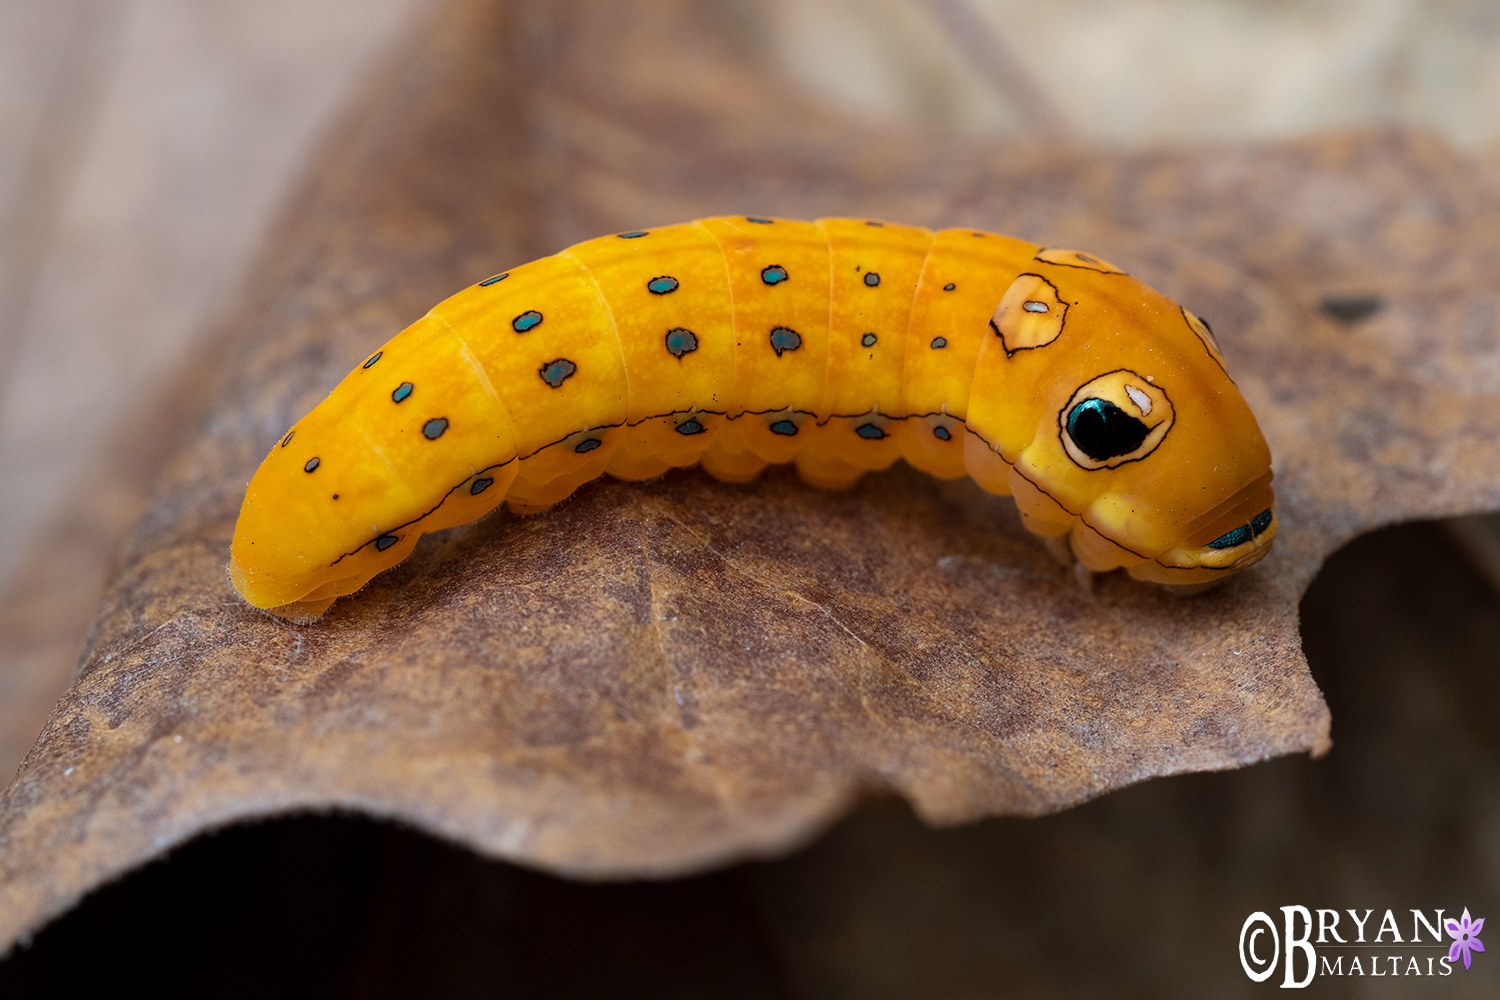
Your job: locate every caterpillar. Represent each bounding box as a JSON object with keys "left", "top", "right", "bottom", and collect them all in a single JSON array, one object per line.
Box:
[{"left": 229, "top": 216, "right": 1276, "bottom": 621}]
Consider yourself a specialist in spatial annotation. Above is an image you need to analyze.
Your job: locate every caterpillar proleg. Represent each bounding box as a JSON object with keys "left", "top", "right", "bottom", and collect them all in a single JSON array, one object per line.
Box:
[{"left": 230, "top": 217, "right": 1276, "bottom": 621}]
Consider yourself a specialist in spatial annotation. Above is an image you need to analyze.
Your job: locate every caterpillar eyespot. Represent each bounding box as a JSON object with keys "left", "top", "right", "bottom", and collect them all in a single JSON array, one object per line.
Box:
[{"left": 230, "top": 215, "right": 1276, "bottom": 621}]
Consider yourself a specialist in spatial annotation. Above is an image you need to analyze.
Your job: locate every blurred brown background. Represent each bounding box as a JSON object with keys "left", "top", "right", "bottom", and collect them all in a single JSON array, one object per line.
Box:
[{"left": 1, "top": 1, "right": 1498, "bottom": 995}]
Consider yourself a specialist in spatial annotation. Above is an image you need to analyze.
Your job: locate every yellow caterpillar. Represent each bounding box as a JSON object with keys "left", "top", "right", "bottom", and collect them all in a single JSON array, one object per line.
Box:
[{"left": 230, "top": 216, "right": 1276, "bottom": 621}]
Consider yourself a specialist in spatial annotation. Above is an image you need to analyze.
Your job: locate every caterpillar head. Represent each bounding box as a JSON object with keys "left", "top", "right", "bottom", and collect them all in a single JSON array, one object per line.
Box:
[{"left": 975, "top": 250, "right": 1275, "bottom": 587}]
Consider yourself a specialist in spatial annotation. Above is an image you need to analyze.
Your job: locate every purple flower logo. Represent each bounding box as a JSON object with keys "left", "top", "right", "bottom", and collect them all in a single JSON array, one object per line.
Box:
[{"left": 1446, "top": 908, "right": 1485, "bottom": 970}]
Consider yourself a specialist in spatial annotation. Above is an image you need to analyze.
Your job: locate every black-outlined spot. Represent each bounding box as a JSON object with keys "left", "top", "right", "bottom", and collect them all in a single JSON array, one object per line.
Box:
[
  {"left": 619, "top": 231, "right": 649, "bottom": 238},
  {"left": 930, "top": 336, "right": 947, "bottom": 349},
  {"left": 943, "top": 283, "right": 955, "bottom": 291},
  {"left": 676, "top": 418, "right": 705, "bottom": 435},
  {"left": 575, "top": 438, "right": 601, "bottom": 453},
  {"left": 665, "top": 328, "right": 699, "bottom": 358},
  {"left": 539, "top": 358, "right": 577, "bottom": 388},
  {"left": 304, "top": 457, "right": 320, "bottom": 473},
  {"left": 769, "top": 419, "right": 798, "bottom": 436},
  {"left": 512, "top": 310, "right": 543, "bottom": 333},
  {"left": 471, "top": 477, "right": 494, "bottom": 495},
  {"left": 861, "top": 332, "right": 877, "bottom": 347},
  {"left": 281, "top": 431, "right": 294, "bottom": 447},
  {"left": 863, "top": 272, "right": 880, "bottom": 287},
  {"left": 746, "top": 217, "right": 773, "bottom": 224},
  {"left": 933, "top": 425, "right": 952, "bottom": 441},
  {"left": 376, "top": 534, "right": 398, "bottom": 551},
  {"left": 647, "top": 276, "right": 679, "bottom": 295},
  {"left": 769, "top": 327, "right": 802, "bottom": 356},
  {"left": 422, "top": 417, "right": 449, "bottom": 440},
  {"left": 856, "top": 422, "right": 885, "bottom": 439},
  {"left": 362, "top": 352, "right": 382, "bottom": 369},
  {"left": 761, "top": 265, "right": 788, "bottom": 285},
  {"left": 479, "top": 273, "right": 509, "bottom": 287},
  {"left": 392, "top": 382, "right": 413, "bottom": 403}
]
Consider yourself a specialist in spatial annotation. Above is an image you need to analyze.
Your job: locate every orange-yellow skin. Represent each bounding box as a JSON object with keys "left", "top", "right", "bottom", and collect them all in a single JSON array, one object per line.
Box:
[{"left": 229, "top": 216, "right": 1276, "bottom": 621}]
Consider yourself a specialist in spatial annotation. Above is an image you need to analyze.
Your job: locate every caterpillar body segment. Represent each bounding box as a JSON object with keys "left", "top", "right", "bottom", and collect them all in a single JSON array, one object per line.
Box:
[{"left": 229, "top": 216, "right": 1276, "bottom": 621}]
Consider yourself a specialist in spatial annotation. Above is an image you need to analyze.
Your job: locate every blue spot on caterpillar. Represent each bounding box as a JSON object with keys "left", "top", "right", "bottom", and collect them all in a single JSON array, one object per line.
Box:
[
  {"left": 665, "top": 328, "right": 698, "bottom": 358},
  {"left": 769, "top": 327, "right": 802, "bottom": 355},
  {"left": 538, "top": 358, "right": 577, "bottom": 388}
]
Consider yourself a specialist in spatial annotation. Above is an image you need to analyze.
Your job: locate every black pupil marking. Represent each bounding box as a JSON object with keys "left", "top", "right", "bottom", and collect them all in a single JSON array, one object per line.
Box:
[
  {"left": 422, "top": 417, "right": 449, "bottom": 440},
  {"left": 281, "top": 431, "right": 294, "bottom": 447},
  {"left": 761, "top": 265, "right": 788, "bottom": 285},
  {"left": 676, "top": 419, "right": 704, "bottom": 435},
  {"left": 769, "top": 419, "right": 798, "bottom": 436},
  {"left": 647, "top": 276, "right": 679, "bottom": 295},
  {"left": 1320, "top": 294, "right": 1384, "bottom": 324},
  {"left": 479, "top": 273, "right": 509, "bottom": 286},
  {"left": 933, "top": 425, "right": 952, "bottom": 441},
  {"left": 943, "top": 283, "right": 955, "bottom": 291},
  {"left": 471, "top": 477, "right": 494, "bottom": 495},
  {"left": 539, "top": 358, "right": 577, "bottom": 387},
  {"left": 362, "top": 352, "right": 382, "bottom": 369},
  {"left": 665, "top": 328, "right": 699, "bottom": 358},
  {"left": 769, "top": 327, "right": 802, "bottom": 355},
  {"left": 512, "top": 310, "right": 542, "bottom": 333},
  {"left": 575, "top": 438, "right": 601, "bottom": 453},
  {"left": 861, "top": 332, "right": 877, "bottom": 347},
  {"left": 392, "top": 382, "right": 413, "bottom": 403},
  {"left": 619, "top": 231, "right": 648, "bottom": 238},
  {"left": 304, "top": 457, "right": 319, "bottom": 473},
  {"left": 930, "top": 336, "right": 947, "bottom": 349},
  {"left": 863, "top": 272, "right": 880, "bottom": 287},
  {"left": 1066, "top": 398, "right": 1151, "bottom": 461},
  {"left": 376, "top": 534, "right": 397, "bottom": 551},
  {"left": 746, "top": 217, "right": 772, "bottom": 224},
  {"left": 856, "top": 423, "right": 885, "bottom": 439}
]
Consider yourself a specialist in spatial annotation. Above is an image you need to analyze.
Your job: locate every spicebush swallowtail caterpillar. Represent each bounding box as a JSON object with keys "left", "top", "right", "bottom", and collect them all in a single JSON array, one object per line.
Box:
[{"left": 230, "top": 216, "right": 1275, "bottom": 621}]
